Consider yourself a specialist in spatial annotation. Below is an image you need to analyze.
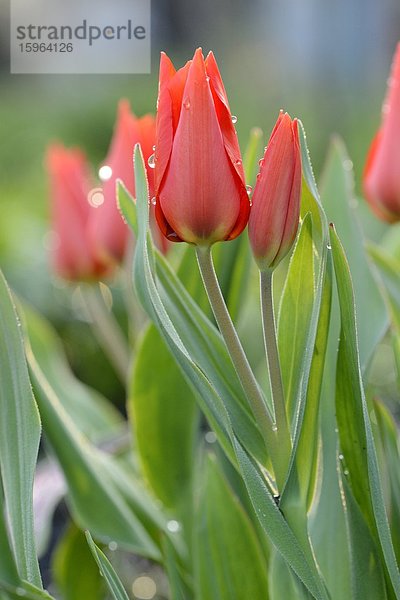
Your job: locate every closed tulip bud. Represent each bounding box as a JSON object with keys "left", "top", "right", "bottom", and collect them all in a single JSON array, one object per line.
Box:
[
  {"left": 89, "top": 100, "right": 159, "bottom": 261},
  {"left": 248, "top": 112, "right": 301, "bottom": 271},
  {"left": 154, "top": 48, "right": 250, "bottom": 246},
  {"left": 45, "top": 143, "right": 111, "bottom": 281},
  {"left": 363, "top": 43, "right": 400, "bottom": 223}
]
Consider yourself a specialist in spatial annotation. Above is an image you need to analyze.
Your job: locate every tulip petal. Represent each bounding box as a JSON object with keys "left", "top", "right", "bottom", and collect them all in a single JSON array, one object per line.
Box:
[
  {"left": 205, "top": 51, "right": 246, "bottom": 186},
  {"left": 46, "top": 144, "right": 109, "bottom": 280},
  {"left": 154, "top": 52, "right": 176, "bottom": 194}
]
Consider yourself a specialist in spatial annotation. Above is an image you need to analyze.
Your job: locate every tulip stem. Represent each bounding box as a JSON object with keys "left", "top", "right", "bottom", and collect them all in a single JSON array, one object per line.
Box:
[
  {"left": 81, "top": 283, "right": 130, "bottom": 383},
  {"left": 260, "top": 270, "right": 292, "bottom": 472},
  {"left": 196, "top": 246, "right": 287, "bottom": 487}
]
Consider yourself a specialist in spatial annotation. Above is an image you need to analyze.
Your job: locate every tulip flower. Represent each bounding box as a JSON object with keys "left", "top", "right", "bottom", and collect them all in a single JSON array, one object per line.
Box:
[
  {"left": 89, "top": 100, "right": 159, "bottom": 261},
  {"left": 153, "top": 48, "right": 250, "bottom": 246},
  {"left": 248, "top": 112, "right": 301, "bottom": 271},
  {"left": 363, "top": 43, "right": 400, "bottom": 223},
  {"left": 46, "top": 143, "right": 111, "bottom": 281}
]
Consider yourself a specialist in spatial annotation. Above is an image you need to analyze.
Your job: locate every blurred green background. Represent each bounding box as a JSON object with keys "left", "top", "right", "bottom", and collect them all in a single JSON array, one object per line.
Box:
[{"left": 0, "top": 0, "right": 399, "bottom": 394}]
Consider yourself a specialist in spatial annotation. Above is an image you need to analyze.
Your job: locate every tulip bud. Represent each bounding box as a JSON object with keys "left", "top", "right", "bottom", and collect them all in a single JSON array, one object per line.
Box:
[
  {"left": 45, "top": 143, "right": 111, "bottom": 281},
  {"left": 363, "top": 43, "right": 400, "bottom": 223},
  {"left": 154, "top": 48, "right": 250, "bottom": 246},
  {"left": 248, "top": 112, "right": 301, "bottom": 271},
  {"left": 89, "top": 100, "right": 158, "bottom": 262}
]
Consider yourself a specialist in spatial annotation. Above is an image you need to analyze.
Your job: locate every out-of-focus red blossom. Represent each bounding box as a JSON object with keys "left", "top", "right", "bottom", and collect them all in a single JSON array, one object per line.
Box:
[
  {"left": 363, "top": 43, "right": 400, "bottom": 223},
  {"left": 89, "top": 100, "right": 168, "bottom": 260},
  {"left": 248, "top": 112, "right": 301, "bottom": 271},
  {"left": 46, "top": 143, "right": 111, "bottom": 281},
  {"left": 153, "top": 48, "right": 250, "bottom": 246}
]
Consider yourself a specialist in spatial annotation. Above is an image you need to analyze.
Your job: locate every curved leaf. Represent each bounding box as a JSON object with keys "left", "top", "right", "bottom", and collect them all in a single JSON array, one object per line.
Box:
[
  {"left": 194, "top": 455, "right": 269, "bottom": 600},
  {"left": 330, "top": 225, "right": 400, "bottom": 598},
  {"left": 0, "top": 270, "right": 42, "bottom": 586}
]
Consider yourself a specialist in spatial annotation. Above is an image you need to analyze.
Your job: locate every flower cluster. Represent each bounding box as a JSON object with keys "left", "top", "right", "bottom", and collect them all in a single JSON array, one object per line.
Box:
[{"left": 46, "top": 100, "right": 164, "bottom": 281}]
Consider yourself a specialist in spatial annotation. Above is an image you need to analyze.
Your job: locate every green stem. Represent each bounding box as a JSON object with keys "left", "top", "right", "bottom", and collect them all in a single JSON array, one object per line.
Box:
[
  {"left": 260, "top": 270, "right": 292, "bottom": 476},
  {"left": 196, "top": 246, "right": 283, "bottom": 482},
  {"left": 80, "top": 283, "right": 130, "bottom": 383}
]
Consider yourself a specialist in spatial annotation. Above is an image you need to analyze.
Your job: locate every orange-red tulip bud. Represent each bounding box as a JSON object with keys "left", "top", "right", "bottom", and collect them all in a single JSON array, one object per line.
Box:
[
  {"left": 46, "top": 143, "right": 111, "bottom": 281},
  {"left": 89, "top": 100, "right": 159, "bottom": 261},
  {"left": 154, "top": 48, "right": 250, "bottom": 246},
  {"left": 363, "top": 43, "right": 400, "bottom": 223},
  {"left": 248, "top": 112, "right": 302, "bottom": 271}
]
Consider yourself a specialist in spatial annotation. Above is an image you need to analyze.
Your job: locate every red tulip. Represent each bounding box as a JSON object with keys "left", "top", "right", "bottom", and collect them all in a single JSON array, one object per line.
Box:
[
  {"left": 153, "top": 48, "right": 250, "bottom": 246},
  {"left": 46, "top": 143, "right": 111, "bottom": 281},
  {"left": 363, "top": 43, "right": 400, "bottom": 223},
  {"left": 248, "top": 112, "right": 301, "bottom": 271},
  {"left": 89, "top": 100, "right": 158, "bottom": 261}
]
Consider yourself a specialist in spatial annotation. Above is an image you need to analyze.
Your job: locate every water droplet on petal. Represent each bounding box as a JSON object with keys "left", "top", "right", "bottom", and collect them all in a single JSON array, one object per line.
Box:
[
  {"left": 183, "top": 98, "right": 191, "bottom": 109},
  {"left": 231, "top": 115, "right": 238, "bottom": 124},
  {"left": 151, "top": 197, "right": 156, "bottom": 206},
  {"left": 235, "top": 159, "right": 242, "bottom": 166},
  {"left": 152, "top": 145, "right": 156, "bottom": 151},
  {"left": 148, "top": 154, "right": 155, "bottom": 169},
  {"left": 246, "top": 184, "right": 252, "bottom": 195},
  {"left": 167, "top": 519, "right": 181, "bottom": 533},
  {"left": 167, "top": 232, "right": 178, "bottom": 239},
  {"left": 258, "top": 158, "right": 264, "bottom": 167},
  {"left": 98, "top": 165, "right": 113, "bottom": 181}
]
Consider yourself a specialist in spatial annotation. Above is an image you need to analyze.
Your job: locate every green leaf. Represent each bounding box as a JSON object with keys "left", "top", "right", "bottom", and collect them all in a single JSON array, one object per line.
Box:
[
  {"left": 320, "top": 137, "right": 386, "bottom": 371},
  {"left": 0, "top": 270, "right": 42, "bottom": 586},
  {"left": 234, "top": 440, "right": 329, "bottom": 600},
  {"left": 163, "top": 536, "right": 194, "bottom": 600},
  {"left": 129, "top": 323, "right": 197, "bottom": 509},
  {"left": 367, "top": 244, "right": 400, "bottom": 333},
  {"left": 269, "top": 549, "right": 307, "bottom": 599},
  {"left": 330, "top": 225, "right": 400, "bottom": 598},
  {"left": 375, "top": 401, "right": 400, "bottom": 566},
  {"left": 26, "top": 345, "right": 163, "bottom": 561},
  {"left": 278, "top": 212, "right": 315, "bottom": 428},
  {"left": 117, "top": 180, "right": 137, "bottom": 235},
  {"left": 86, "top": 532, "right": 130, "bottom": 600},
  {"left": 278, "top": 124, "right": 331, "bottom": 582},
  {"left": 194, "top": 455, "right": 269, "bottom": 600},
  {"left": 53, "top": 524, "right": 105, "bottom": 600},
  {"left": 280, "top": 251, "right": 332, "bottom": 511},
  {"left": 341, "top": 468, "right": 387, "bottom": 600},
  {"left": 22, "top": 301, "right": 123, "bottom": 443},
  {"left": 309, "top": 266, "right": 351, "bottom": 600},
  {"left": 0, "top": 582, "right": 55, "bottom": 600},
  {"left": 0, "top": 482, "right": 19, "bottom": 587}
]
